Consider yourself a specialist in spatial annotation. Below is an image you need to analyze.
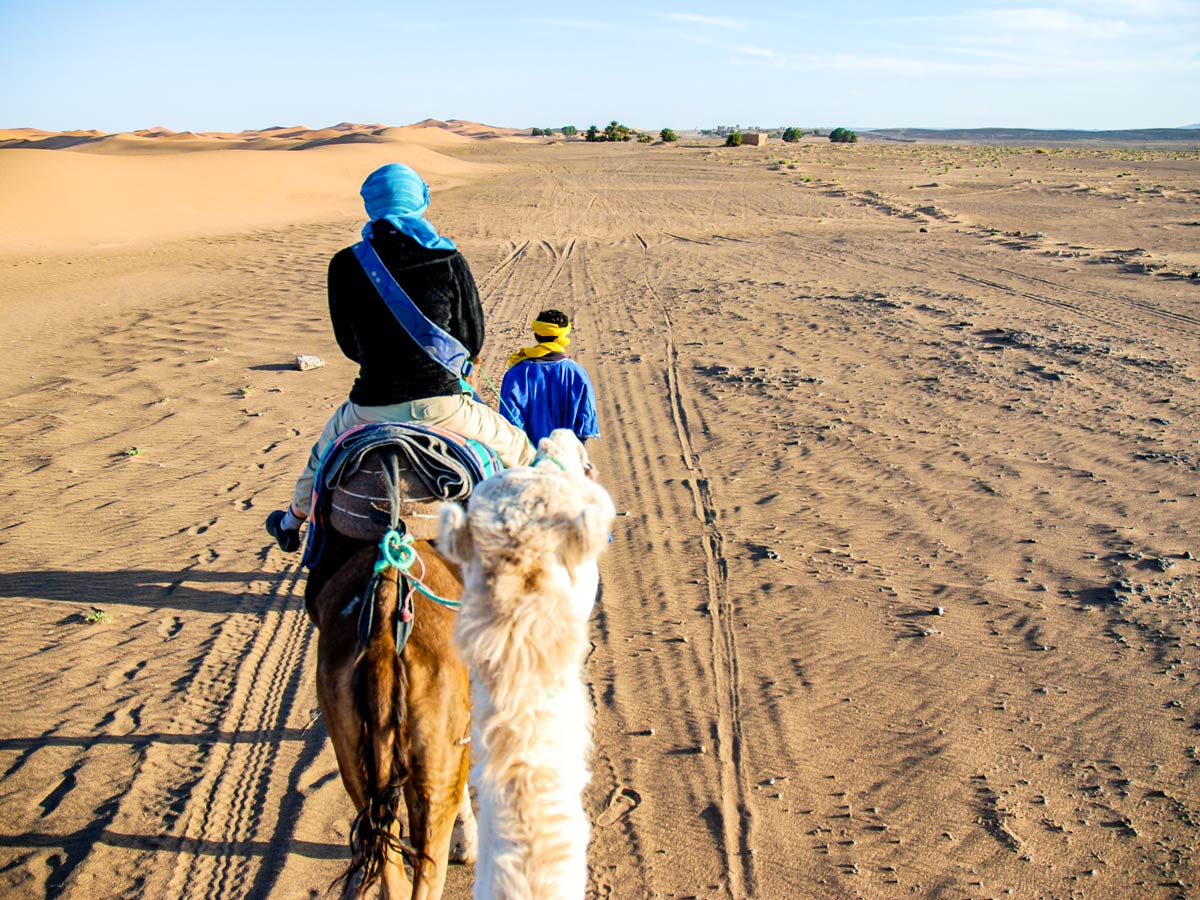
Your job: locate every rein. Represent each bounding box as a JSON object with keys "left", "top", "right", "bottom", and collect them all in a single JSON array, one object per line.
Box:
[
  {"left": 355, "top": 453, "right": 462, "bottom": 658},
  {"left": 375, "top": 529, "right": 462, "bottom": 610}
]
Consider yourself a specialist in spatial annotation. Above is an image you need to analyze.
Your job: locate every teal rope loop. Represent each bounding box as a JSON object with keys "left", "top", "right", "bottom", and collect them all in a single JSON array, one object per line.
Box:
[
  {"left": 375, "top": 528, "right": 417, "bottom": 573},
  {"left": 373, "top": 528, "right": 462, "bottom": 609}
]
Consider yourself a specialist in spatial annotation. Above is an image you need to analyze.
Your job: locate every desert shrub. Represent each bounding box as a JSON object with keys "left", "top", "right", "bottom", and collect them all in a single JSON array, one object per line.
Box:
[
  {"left": 562, "top": 125, "right": 578, "bottom": 136},
  {"left": 829, "top": 127, "right": 858, "bottom": 143},
  {"left": 782, "top": 126, "right": 802, "bottom": 143},
  {"left": 637, "top": 133, "right": 653, "bottom": 143},
  {"left": 725, "top": 131, "right": 743, "bottom": 147},
  {"left": 661, "top": 128, "right": 678, "bottom": 142}
]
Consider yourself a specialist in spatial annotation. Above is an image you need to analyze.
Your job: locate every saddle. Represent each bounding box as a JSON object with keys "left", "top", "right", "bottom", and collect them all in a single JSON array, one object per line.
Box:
[
  {"left": 302, "top": 421, "right": 504, "bottom": 569},
  {"left": 329, "top": 451, "right": 440, "bottom": 541}
]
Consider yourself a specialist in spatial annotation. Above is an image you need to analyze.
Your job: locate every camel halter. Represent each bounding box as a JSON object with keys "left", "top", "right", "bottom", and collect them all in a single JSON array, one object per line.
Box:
[{"left": 533, "top": 453, "right": 568, "bottom": 472}]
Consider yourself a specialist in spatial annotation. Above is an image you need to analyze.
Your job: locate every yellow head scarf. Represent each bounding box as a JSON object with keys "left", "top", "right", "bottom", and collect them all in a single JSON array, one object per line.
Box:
[{"left": 508, "top": 319, "right": 572, "bottom": 367}]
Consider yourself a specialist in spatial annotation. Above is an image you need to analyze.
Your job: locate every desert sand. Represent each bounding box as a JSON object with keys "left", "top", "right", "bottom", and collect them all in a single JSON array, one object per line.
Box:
[{"left": 0, "top": 125, "right": 1198, "bottom": 900}]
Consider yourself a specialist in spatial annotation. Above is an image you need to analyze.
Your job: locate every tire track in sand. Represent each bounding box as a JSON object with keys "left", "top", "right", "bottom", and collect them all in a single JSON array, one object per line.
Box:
[
  {"left": 637, "top": 236, "right": 755, "bottom": 899},
  {"left": 134, "top": 563, "right": 317, "bottom": 900}
]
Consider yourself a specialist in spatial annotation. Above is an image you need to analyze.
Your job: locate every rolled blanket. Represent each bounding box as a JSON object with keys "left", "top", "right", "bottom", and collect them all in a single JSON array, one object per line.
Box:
[{"left": 302, "top": 422, "right": 503, "bottom": 569}]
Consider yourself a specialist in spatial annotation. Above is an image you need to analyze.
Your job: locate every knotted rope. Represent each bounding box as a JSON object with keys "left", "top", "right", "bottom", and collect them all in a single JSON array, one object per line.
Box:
[{"left": 356, "top": 454, "right": 462, "bottom": 658}]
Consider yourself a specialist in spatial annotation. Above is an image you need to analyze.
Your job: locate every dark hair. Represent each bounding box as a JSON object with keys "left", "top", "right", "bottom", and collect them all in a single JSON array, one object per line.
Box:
[
  {"left": 536, "top": 309, "right": 569, "bottom": 327},
  {"left": 534, "top": 309, "right": 570, "bottom": 342}
]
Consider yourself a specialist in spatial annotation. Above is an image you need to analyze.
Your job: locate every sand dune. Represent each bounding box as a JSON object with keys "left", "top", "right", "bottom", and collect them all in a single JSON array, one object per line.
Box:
[
  {"left": 0, "top": 140, "right": 493, "bottom": 256},
  {"left": 0, "top": 137, "right": 1197, "bottom": 900}
]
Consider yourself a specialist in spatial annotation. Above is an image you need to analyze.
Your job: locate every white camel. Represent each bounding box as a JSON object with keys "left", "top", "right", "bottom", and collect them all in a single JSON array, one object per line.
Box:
[{"left": 439, "top": 429, "right": 614, "bottom": 900}]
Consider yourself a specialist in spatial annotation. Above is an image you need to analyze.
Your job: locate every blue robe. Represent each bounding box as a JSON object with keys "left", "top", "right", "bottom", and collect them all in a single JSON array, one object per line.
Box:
[{"left": 499, "top": 356, "right": 600, "bottom": 447}]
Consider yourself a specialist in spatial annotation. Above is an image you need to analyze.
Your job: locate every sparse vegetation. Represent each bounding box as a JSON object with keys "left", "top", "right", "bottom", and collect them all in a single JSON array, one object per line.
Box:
[
  {"left": 584, "top": 121, "right": 634, "bottom": 142},
  {"left": 530, "top": 127, "right": 555, "bottom": 137},
  {"left": 84, "top": 608, "right": 108, "bottom": 624},
  {"left": 637, "top": 133, "right": 653, "bottom": 144},
  {"left": 660, "top": 128, "right": 677, "bottom": 143},
  {"left": 725, "top": 131, "right": 744, "bottom": 147},
  {"left": 604, "top": 120, "right": 632, "bottom": 142}
]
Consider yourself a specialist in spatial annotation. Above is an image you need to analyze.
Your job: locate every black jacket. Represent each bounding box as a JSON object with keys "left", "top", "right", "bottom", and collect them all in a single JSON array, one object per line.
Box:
[{"left": 328, "top": 223, "right": 484, "bottom": 406}]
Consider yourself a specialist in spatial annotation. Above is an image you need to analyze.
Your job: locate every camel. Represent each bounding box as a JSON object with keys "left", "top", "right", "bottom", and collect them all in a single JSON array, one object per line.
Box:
[
  {"left": 305, "top": 447, "right": 480, "bottom": 900},
  {"left": 439, "top": 429, "right": 615, "bottom": 900}
]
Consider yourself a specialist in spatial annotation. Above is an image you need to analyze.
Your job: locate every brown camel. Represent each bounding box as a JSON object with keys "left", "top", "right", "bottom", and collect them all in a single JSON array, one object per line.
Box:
[{"left": 306, "top": 516, "right": 475, "bottom": 900}]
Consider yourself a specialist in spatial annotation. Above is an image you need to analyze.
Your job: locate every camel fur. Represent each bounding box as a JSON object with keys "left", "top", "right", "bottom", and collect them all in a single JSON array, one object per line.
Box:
[{"left": 439, "top": 429, "right": 615, "bottom": 900}]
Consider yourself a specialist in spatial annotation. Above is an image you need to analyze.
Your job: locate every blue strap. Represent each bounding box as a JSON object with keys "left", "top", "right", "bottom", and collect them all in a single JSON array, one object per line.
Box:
[{"left": 352, "top": 239, "right": 475, "bottom": 379}]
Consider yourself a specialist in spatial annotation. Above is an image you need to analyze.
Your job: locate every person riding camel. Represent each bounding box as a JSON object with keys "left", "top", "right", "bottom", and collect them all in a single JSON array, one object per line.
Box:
[
  {"left": 266, "top": 163, "right": 536, "bottom": 552},
  {"left": 499, "top": 309, "right": 600, "bottom": 448}
]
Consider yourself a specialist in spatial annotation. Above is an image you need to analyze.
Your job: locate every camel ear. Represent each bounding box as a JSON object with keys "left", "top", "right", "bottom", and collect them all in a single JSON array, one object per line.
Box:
[
  {"left": 562, "top": 504, "right": 610, "bottom": 567},
  {"left": 437, "top": 503, "right": 472, "bottom": 564}
]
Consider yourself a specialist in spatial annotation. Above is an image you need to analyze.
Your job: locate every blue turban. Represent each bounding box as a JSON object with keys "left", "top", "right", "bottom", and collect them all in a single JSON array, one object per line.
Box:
[{"left": 360, "top": 163, "right": 456, "bottom": 251}]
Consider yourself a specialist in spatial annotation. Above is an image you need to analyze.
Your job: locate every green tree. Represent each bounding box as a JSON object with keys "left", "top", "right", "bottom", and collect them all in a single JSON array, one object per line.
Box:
[
  {"left": 782, "top": 126, "right": 802, "bottom": 143},
  {"left": 562, "top": 125, "right": 578, "bottom": 136},
  {"left": 829, "top": 127, "right": 858, "bottom": 143},
  {"left": 725, "top": 131, "right": 743, "bottom": 147},
  {"left": 603, "top": 120, "right": 632, "bottom": 142},
  {"left": 586, "top": 125, "right": 599, "bottom": 142},
  {"left": 660, "top": 128, "right": 678, "bottom": 142}
]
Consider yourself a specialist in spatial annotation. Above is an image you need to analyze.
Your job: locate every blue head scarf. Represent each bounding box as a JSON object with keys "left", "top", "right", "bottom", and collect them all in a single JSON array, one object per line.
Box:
[{"left": 360, "top": 163, "right": 456, "bottom": 251}]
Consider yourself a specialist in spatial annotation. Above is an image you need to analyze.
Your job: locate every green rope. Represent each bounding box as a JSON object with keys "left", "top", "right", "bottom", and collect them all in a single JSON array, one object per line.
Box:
[
  {"left": 375, "top": 528, "right": 417, "bottom": 573},
  {"left": 477, "top": 368, "right": 523, "bottom": 424},
  {"left": 373, "top": 528, "right": 461, "bottom": 609},
  {"left": 534, "top": 453, "right": 567, "bottom": 472}
]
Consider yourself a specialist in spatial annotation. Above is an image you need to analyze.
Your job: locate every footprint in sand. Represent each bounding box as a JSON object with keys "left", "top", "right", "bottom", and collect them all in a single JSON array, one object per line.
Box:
[
  {"left": 157, "top": 616, "right": 183, "bottom": 640},
  {"left": 596, "top": 787, "right": 641, "bottom": 827}
]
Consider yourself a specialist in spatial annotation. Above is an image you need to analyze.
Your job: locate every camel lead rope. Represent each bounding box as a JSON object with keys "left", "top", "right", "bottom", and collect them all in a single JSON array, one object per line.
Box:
[{"left": 374, "top": 528, "right": 462, "bottom": 610}]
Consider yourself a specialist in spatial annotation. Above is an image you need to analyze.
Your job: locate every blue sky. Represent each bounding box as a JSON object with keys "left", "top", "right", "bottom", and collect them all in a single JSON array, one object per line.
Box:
[{"left": 2, "top": 0, "right": 1197, "bottom": 132}]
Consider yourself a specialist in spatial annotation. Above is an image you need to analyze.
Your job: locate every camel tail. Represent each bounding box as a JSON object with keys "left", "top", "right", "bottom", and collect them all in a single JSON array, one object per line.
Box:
[{"left": 341, "top": 565, "right": 417, "bottom": 892}]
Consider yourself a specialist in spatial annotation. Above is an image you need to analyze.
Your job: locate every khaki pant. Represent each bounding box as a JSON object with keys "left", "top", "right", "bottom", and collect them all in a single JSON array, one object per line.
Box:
[{"left": 290, "top": 394, "right": 536, "bottom": 516}]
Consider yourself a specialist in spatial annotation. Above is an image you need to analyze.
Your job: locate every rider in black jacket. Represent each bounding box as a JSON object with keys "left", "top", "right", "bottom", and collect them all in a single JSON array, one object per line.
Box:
[{"left": 266, "top": 164, "right": 534, "bottom": 552}]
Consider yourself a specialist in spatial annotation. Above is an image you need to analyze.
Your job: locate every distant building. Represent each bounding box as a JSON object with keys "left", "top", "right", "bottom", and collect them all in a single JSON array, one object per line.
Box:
[{"left": 742, "top": 132, "right": 768, "bottom": 146}]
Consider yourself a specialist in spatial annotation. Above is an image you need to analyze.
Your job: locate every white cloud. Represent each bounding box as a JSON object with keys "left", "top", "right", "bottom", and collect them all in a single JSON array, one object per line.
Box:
[
  {"left": 1055, "top": 0, "right": 1199, "bottom": 17},
  {"left": 973, "top": 7, "right": 1140, "bottom": 40},
  {"left": 731, "top": 45, "right": 1199, "bottom": 78},
  {"left": 657, "top": 12, "right": 745, "bottom": 30},
  {"left": 529, "top": 18, "right": 623, "bottom": 31},
  {"left": 735, "top": 44, "right": 779, "bottom": 60}
]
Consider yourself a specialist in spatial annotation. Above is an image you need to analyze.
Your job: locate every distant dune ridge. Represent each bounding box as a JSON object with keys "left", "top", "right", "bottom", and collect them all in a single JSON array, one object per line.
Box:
[
  {"left": 0, "top": 119, "right": 526, "bottom": 256},
  {"left": 0, "top": 119, "right": 528, "bottom": 152}
]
